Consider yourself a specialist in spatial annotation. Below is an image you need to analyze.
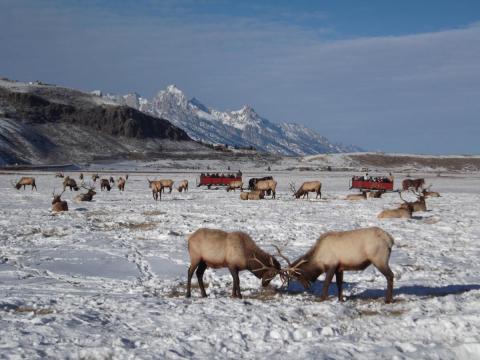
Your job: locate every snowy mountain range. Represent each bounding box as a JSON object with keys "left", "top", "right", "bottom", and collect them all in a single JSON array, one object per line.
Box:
[{"left": 104, "top": 85, "right": 361, "bottom": 156}]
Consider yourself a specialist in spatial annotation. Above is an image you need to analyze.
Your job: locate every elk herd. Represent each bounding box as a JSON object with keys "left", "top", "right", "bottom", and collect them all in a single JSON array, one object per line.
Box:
[{"left": 7, "top": 171, "right": 442, "bottom": 303}]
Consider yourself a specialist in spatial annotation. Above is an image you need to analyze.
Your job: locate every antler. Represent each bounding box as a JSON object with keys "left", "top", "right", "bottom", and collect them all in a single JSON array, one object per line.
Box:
[
  {"left": 271, "top": 245, "right": 311, "bottom": 289},
  {"left": 273, "top": 245, "right": 292, "bottom": 266},
  {"left": 289, "top": 182, "right": 297, "bottom": 195},
  {"left": 398, "top": 191, "right": 407, "bottom": 203}
]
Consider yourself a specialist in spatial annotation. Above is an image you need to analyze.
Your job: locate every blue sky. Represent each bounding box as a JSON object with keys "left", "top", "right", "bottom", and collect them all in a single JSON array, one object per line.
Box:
[{"left": 1, "top": 0, "right": 479, "bottom": 154}]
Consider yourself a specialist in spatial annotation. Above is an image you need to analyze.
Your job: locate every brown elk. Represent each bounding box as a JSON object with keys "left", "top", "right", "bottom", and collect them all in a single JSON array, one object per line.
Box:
[
  {"left": 109, "top": 176, "right": 115, "bottom": 184},
  {"left": 159, "top": 179, "right": 174, "bottom": 193},
  {"left": 51, "top": 189, "right": 68, "bottom": 212},
  {"left": 240, "top": 190, "right": 264, "bottom": 200},
  {"left": 117, "top": 177, "right": 126, "bottom": 191},
  {"left": 399, "top": 191, "right": 427, "bottom": 212},
  {"left": 368, "top": 190, "right": 385, "bottom": 198},
  {"left": 74, "top": 185, "right": 96, "bottom": 202},
  {"left": 125, "top": 174, "right": 129, "bottom": 180},
  {"left": 186, "top": 228, "right": 281, "bottom": 298},
  {"left": 402, "top": 178, "right": 425, "bottom": 191},
  {"left": 377, "top": 205, "right": 413, "bottom": 219},
  {"left": 291, "top": 181, "right": 322, "bottom": 199},
  {"left": 91, "top": 174, "right": 100, "bottom": 182},
  {"left": 63, "top": 176, "right": 79, "bottom": 191},
  {"left": 177, "top": 180, "right": 189, "bottom": 192},
  {"left": 421, "top": 186, "right": 440, "bottom": 198},
  {"left": 12, "top": 177, "right": 37, "bottom": 191},
  {"left": 100, "top": 179, "right": 111, "bottom": 191},
  {"left": 148, "top": 179, "right": 162, "bottom": 201},
  {"left": 280, "top": 227, "right": 395, "bottom": 303},
  {"left": 254, "top": 179, "right": 277, "bottom": 199},
  {"left": 345, "top": 191, "right": 367, "bottom": 200},
  {"left": 79, "top": 173, "right": 84, "bottom": 181},
  {"left": 226, "top": 180, "right": 243, "bottom": 192}
]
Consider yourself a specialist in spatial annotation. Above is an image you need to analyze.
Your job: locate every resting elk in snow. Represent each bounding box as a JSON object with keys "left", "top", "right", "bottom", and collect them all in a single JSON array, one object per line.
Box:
[
  {"left": 377, "top": 204, "right": 412, "bottom": 219},
  {"left": 177, "top": 179, "right": 189, "bottom": 192},
  {"left": 345, "top": 191, "right": 367, "bottom": 200},
  {"left": 12, "top": 177, "right": 37, "bottom": 191},
  {"left": 74, "top": 185, "right": 96, "bottom": 202},
  {"left": 63, "top": 176, "right": 79, "bottom": 191},
  {"left": 117, "top": 177, "right": 126, "bottom": 191},
  {"left": 291, "top": 181, "right": 322, "bottom": 199},
  {"left": 148, "top": 179, "right": 162, "bottom": 201},
  {"left": 368, "top": 190, "right": 385, "bottom": 198},
  {"left": 51, "top": 190, "right": 68, "bottom": 212},
  {"left": 281, "top": 227, "right": 395, "bottom": 303},
  {"left": 402, "top": 178, "right": 425, "bottom": 191},
  {"left": 186, "top": 228, "right": 281, "bottom": 298},
  {"left": 226, "top": 180, "right": 243, "bottom": 192},
  {"left": 100, "top": 179, "right": 111, "bottom": 191},
  {"left": 239, "top": 190, "right": 264, "bottom": 200},
  {"left": 421, "top": 186, "right": 440, "bottom": 198},
  {"left": 399, "top": 191, "right": 427, "bottom": 212},
  {"left": 254, "top": 179, "right": 277, "bottom": 199}
]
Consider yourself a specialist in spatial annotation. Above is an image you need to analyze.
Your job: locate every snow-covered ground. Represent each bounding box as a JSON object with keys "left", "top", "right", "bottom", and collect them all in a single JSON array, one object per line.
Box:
[{"left": 1, "top": 170, "right": 479, "bottom": 359}]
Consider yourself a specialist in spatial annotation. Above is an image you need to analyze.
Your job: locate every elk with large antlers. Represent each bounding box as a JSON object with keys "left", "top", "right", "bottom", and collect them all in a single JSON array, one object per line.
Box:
[
  {"left": 51, "top": 189, "right": 68, "bottom": 212},
  {"left": 74, "top": 184, "right": 96, "bottom": 202},
  {"left": 280, "top": 227, "right": 395, "bottom": 303},
  {"left": 291, "top": 181, "right": 322, "bottom": 199},
  {"left": 186, "top": 228, "right": 281, "bottom": 298},
  {"left": 254, "top": 179, "right": 277, "bottom": 199},
  {"left": 63, "top": 176, "right": 79, "bottom": 191},
  {"left": 177, "top": 179, "right": 189, "bottom": 192},
  {"left": 12, "top": 177, "right": 37, "bottom": 191},
  {"left": 377, "top": 204, "right": 413, "bottom": 219},
  {"left": 399, "top": 191, "right": 427, "bottom": 212}
]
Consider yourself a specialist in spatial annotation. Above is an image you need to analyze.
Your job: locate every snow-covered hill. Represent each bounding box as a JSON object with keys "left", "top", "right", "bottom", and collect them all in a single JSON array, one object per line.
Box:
[{"left": 106, "top": 85, "right": 360, "bottom": 156}]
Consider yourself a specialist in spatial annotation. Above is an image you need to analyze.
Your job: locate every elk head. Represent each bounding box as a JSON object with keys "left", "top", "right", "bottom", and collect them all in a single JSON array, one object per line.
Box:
[{"left": 52, "top": 188, "right": 66, "bottom": 204}]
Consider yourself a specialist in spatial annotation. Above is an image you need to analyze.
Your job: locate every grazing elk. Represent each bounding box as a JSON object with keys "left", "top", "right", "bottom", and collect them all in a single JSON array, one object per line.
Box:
[
  {"left": 79, "top": 173, "right": 84, "bottom": 181},
  {"left": 291, "top": 181, "right": 322, "bottom": 199},
  {"left": 254, "top": 179, "right": 277, "bottom": 199},
  {"left": 63, "top": 176, "right": 79, "bottom": 191},
  {"left": 74, "top": 185, "right": 96, "bottom": 202},
  {"left": 177, "top": 180, "right": 189, "bottom": 193},
  {"left": 345, "top": 191, "right": 367, "bottom": 200},
  {"left": 186, "top": 228, "right": 281, "bottom": 298},
  {"left": 281, "top": 227, "right": 395, "bottom": 303},
  {"left": 377, "top": 205, "right": 413, "bottom": 219},
  {"left": 368, "top": 190, "right": 385, "bottom": 198},
  {"left": 91, "top": 174, "right": 100, "bottom": 182},
  {"left": 117, "top": 177, "right": 126, "bottom": 191},
  {"left": 248, "top": 176, "right": 273, "bottom": 190},
  {"left": 240, "top": 190, "right": 265, "bottom": 200},
  {"left": 226, "top": 180, "right": 243, "bottom": 192},
  {"left": 100, "top": 179, "right": 111, "bottom": 191},
  {"left": 399, "top": 191, "right": 427, "bottom": 212},
  {"left": 402, "top": 178, "right": 425, "bottom": 191},
  {"left": 148, "top": 179, "right": 162, "bottom": 201},
  {"left": 12, "top": 177, "right": 37, "bottom": 191},
  {"left": 109, "top": 176, "right": 115, "bottom": 184},
  {"left": 51, "top": 190, "right": 68, "bottom": 212}
]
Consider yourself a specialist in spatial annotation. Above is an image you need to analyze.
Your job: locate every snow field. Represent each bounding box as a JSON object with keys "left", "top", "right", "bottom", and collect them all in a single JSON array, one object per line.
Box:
[{"left": 0, "top": 171, "right": 479, "bottom": 359}]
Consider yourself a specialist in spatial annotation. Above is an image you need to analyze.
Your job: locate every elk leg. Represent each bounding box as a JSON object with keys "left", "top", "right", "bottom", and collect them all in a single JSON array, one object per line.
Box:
[
  {"left": 196, "top": 261, "right": 208, "bottom": 297},
  {"left": 376, "top": 265, "right": 394, "bottom": 304},
  {"left": 186, "top": 261, "right": 200, "bottom": 298},
  {"left": 321, "top": 267, "right": 336, "bottom": 301},
  {"left": 229, "top": 267, "right": 242, "bottom": 299},
  {"left": 335, "top": 270, "right": 344, "bottom": 301}
]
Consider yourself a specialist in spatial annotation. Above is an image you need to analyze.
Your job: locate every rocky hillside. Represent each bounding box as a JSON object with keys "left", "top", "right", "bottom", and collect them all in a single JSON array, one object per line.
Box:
[{"left": 0, "top": 79, "right": 196, "bottom": 165}]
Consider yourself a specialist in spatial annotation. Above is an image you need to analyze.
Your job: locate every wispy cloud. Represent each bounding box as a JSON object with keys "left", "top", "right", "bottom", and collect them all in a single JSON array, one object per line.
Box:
[{"left": 1, "top": 1, "right": 479, "bottom": 153}]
